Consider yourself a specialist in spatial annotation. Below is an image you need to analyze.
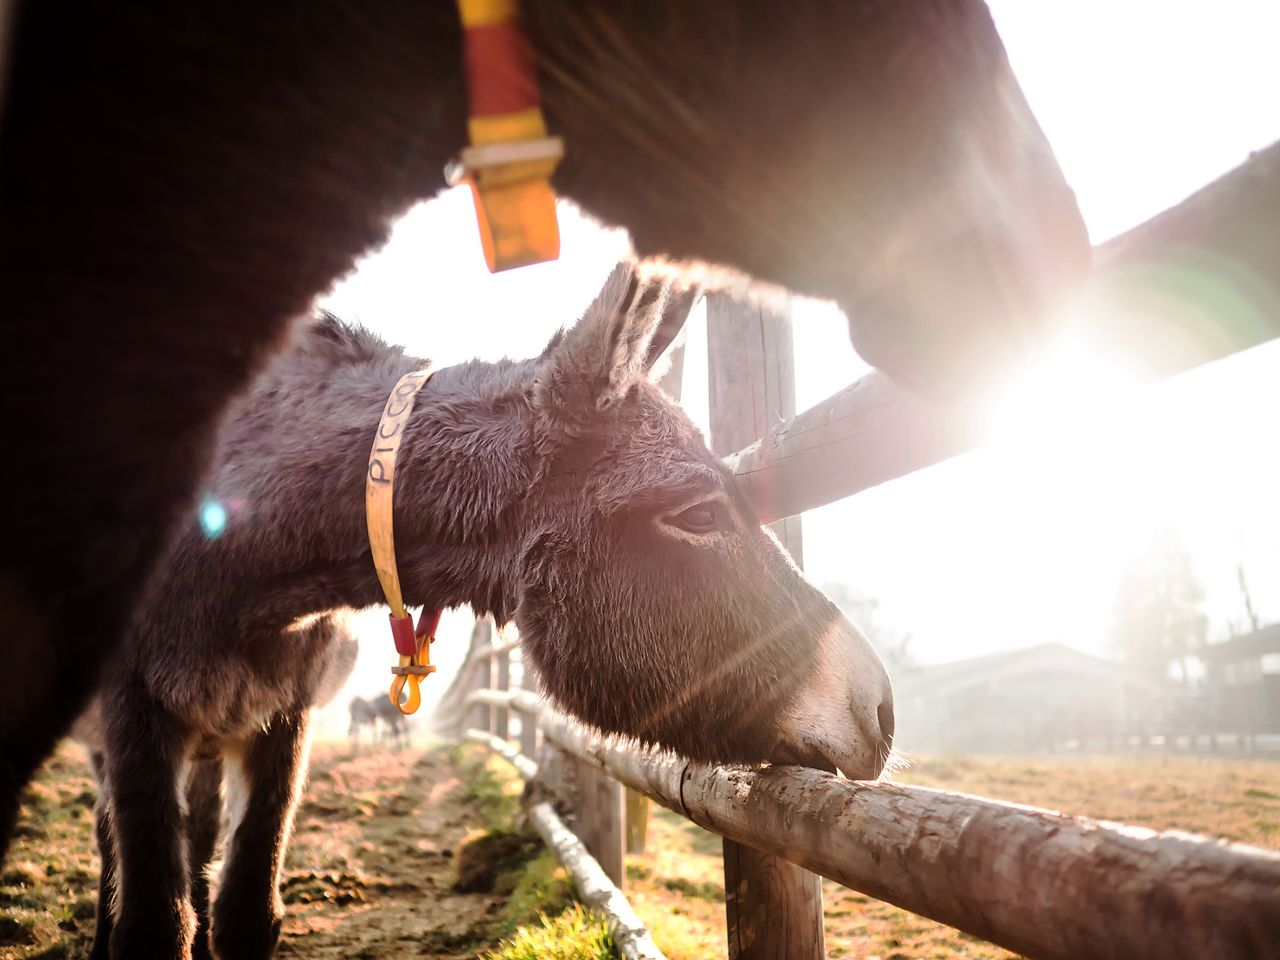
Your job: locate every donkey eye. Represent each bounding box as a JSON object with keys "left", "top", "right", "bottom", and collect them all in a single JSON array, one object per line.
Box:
[{"left": 668, "top": 501, "right": 728, "bottom": 535}]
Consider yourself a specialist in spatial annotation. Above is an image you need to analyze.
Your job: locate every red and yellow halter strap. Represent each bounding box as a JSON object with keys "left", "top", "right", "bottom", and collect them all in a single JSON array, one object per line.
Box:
[{"left": 445, "top": 0, "right": 564, "bottom": 272}]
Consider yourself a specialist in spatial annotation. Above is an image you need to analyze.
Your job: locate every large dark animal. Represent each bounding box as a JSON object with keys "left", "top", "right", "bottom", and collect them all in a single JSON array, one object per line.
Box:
[
  {"left": 90, "top": 267, "right": 892, "bottom": 959},
  {"left": 0, "top": 1, "right": 1088, "bottom": 857}
]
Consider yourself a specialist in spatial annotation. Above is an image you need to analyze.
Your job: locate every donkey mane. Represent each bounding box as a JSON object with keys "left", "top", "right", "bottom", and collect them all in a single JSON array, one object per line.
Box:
[{"left": 305, "top": 312, "right": 396, "bottom": 365}]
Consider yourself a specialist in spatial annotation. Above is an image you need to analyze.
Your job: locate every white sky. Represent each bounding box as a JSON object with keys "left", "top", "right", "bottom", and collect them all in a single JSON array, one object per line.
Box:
[{"left": 313, "top": 0, "right": 1280, "bottom": 734}]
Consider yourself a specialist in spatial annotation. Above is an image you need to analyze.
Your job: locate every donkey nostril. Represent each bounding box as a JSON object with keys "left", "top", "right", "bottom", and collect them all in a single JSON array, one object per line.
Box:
[{"left": 877, "top": 700, "right": 895, "bottom": 749}]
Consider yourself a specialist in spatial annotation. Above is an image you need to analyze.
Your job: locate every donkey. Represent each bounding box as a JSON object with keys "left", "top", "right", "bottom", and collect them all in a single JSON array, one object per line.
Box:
[
  {"left": 348, "top": 695, "right": 407, "bottom": 751},
  {"left": 89, "top": 264, "right": 892, "bottom": 959},
  {"left": 347, "top": 697, "right": 380, "bottom": 751},
  {"left": 0, "top": 0, "right": 1086, "bottom": 856},
  {"left": 74, "top": 620, "right": 358, "bottom": 960}
]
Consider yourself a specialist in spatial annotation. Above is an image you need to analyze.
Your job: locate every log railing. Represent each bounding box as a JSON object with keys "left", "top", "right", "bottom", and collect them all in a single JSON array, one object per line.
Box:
[
  {"left": 437, "top": 141, "right": 1280, "bottom": 959},
  {"left": 455, "top": 662, "right": 1280, "bottom": 960},
  {"left": 733, "top": 140, "right": 1280, "bottom": 523}
]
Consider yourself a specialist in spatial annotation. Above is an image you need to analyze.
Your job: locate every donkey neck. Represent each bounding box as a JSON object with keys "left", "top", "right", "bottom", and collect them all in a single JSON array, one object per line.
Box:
[{"left": 195, "top": 331, "right": 538, "bottom": 626}]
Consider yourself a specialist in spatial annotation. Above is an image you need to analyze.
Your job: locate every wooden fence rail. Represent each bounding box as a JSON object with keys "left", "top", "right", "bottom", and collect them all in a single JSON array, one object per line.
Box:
[
  {"left": 460, "top": 682, "right": 1280, "bottom": 960},
  {"left": 732, "top": 140, "right": 1280, "bottom": 523},
  {"left": 537, "top": 708, "right": 1280, "bottom": 960}
]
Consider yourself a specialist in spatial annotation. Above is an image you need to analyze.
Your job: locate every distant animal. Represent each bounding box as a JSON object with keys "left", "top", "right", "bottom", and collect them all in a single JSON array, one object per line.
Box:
[
  {"left": 348, "top": 695, "right": 408, "bottom": 751},
  {"left": 348, "top": 697, "right": 378, "bottom": 750},
  {"left": 88, "top": 264, "right": 893, "bottom": 959},
  {"left": 0, "top": 0, "right": 1089, "bottom": 864}
]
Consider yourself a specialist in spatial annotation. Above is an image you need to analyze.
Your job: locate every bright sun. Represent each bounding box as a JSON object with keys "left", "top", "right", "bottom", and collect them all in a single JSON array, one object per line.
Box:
[{"left": 984, "top": 342, "right": 1139, "bottom": 450}]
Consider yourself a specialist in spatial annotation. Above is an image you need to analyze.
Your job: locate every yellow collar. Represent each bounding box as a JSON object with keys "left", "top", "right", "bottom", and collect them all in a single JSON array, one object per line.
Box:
[{"left": 366, "top": 368, "right": 439, "bottom": 714}]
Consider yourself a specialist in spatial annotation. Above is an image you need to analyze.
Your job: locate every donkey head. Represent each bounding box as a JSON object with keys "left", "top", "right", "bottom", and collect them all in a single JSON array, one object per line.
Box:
[{"left": 510, "top": 265, "right": 893, "bottom": 779}]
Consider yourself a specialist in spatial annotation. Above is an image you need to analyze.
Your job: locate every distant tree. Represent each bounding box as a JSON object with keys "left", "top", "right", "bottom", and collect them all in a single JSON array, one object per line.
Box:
[
  {"left": 821, "top": 581, "right": 914, "bottom": 673},
  {"left": 1234, "top": 561, "right": 1262, "bottom": 635},
  {"left": 1109, "top": 529, "right": 1208, "bottom": 684}
]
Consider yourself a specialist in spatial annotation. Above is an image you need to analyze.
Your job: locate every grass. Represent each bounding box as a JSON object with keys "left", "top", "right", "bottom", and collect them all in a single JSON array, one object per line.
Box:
[
  {"left": 0, "top": 744, "right": 101, "bottom": 959},
  {"left": 449, "top": 744, "right": 524, "bottom": 830},
  {"left": 494, "top": 850, "right": 577, "bottom": 938},
  {"left": 482, "top": 904, "right": 614, "bottom": 960}
]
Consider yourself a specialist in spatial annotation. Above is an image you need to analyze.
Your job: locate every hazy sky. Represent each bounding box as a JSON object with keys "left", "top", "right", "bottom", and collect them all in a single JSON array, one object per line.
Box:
[{"left": 313, "top": 1, "right": 1280, "bottom": 733}]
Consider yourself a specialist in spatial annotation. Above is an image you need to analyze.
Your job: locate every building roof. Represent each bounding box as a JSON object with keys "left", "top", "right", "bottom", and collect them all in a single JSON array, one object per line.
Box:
[
  {"left": 895, "top": 642, "right": 1158, "bottom": 697},
  {"left": 1201, "top": 624, "right": 1280, "bottom": 663}
]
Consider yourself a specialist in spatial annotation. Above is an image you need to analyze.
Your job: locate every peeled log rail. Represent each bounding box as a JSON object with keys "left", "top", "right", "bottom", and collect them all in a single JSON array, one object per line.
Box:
[
  {"left": 466, "top": 687, "right": 542, "bottom": 716},
  {"left": 528, "top": 802, "right": 669, "bottom": 960},
  {"left": 733, "top": 139, "right": 1280, "bottom": 523},
  {"left": 463, "top": 728, "right": 538, "bottom": 780},
  {"left": 728, "top": 372, "right": 975, "bottom": 524},
  {"left": 461, "top": 728, "right": 667, "bottom": 960},
  {"left": 539, "top": 709, "right": 1280, "bottom": 960}
]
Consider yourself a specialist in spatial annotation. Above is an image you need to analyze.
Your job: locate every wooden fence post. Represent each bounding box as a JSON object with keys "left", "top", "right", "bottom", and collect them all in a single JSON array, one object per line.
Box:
[
  {"left": 516, "top": 644, "right": 537, "bottom": 758},
  {"left": 625, "top": 790, "right": 650, "bottom": 855},
  {"left": 429, "top": 615, "right": 492, "bottom": 740},
  {"left": 707, "top": 292, "right": 825, "bottom": 960},
  {"left": 519, "top": 657, "right": 538, "bottom": 759},
  {"left": 468, "top": 619, "right": 494, "bottom": 733},
  {"left": 574, "top": 759, "right": 626, "bottom": 888},
  {"left": 494, "top": 646, "right": 510, "bottom": 739}
]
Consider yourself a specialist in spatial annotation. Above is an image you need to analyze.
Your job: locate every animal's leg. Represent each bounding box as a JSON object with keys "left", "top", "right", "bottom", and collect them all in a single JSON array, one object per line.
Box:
[
  {"left": 348, "top": 700, "right": 366, "bottom": 755},
  {"left": 212, "top": 710, "right": 309, "bottom": 960},
  {"left": 103, "top": 678, "right": 194, "bottom": 959},
  {"left": 87, "top": 751, "right": 115, "bottom": 960},
  {"left": 186, "top": 755, "right": 223, "bottom": 960},
  {"left": 0, "top": 584, "right": 92, "bottom": 861}
]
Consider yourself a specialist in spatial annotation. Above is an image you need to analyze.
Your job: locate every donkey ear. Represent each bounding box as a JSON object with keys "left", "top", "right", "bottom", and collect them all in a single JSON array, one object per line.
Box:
[
  {"left": 534, "top": 262, "right": 680, "bottom": 415},
  {"left": 642, "top": 285, "right": 699, "bottom": 373}
]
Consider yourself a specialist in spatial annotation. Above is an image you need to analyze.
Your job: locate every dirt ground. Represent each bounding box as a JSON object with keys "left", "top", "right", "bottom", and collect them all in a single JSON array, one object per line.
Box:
[
  {"left": 3, "top": 745, "right": 1279, "bottom": 959},
  {"left": 0, "top": 740, "right": 551, "bottom": 960}
]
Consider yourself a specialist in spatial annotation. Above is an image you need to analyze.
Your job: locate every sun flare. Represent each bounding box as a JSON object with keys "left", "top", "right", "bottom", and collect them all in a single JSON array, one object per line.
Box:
[{"left": 984, "top": 341, "right": 1140, "bottom": 450}]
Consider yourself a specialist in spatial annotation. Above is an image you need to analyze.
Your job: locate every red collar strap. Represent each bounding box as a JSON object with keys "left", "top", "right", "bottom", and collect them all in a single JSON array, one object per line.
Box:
[{"left": 445, "top": 0, "right": 563, "bottom": 272}]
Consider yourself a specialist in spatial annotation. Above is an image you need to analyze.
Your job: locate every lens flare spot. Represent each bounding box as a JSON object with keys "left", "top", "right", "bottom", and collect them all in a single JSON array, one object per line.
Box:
[{"left": 199, "top": 499, "right": 228, "bottom": 539}]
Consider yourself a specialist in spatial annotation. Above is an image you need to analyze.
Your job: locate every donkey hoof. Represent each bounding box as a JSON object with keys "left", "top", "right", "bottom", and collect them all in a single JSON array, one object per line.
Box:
[{"left": 211, "top": 914, "right": 282, "bottom": 960}]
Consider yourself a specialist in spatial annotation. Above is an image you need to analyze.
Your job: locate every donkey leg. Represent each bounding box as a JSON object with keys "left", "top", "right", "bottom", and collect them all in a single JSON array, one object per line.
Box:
[
  {"left": 87, "top": 750, "right": 115, "bottom": 960},
  {"left": 185, "top": 755, "right": 223, "bottom": 960},
  {"left": 103, "top": 680, "right": 195, "bottom": 959},
  {"left": 212, "top": 710, "right": 310, "bottom": 960}
]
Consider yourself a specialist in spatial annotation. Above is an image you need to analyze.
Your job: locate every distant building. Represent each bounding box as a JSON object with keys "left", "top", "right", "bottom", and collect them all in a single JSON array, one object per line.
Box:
[
  {"left": 895, "top": 643, "right": 1160, "bottom": 754},
  {"left": 1201, "top": 624, "right": 1280, "bottom": 732}
]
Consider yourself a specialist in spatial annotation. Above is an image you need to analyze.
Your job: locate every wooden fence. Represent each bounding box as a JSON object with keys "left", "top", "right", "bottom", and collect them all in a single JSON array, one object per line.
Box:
[{"left": 437, "top": 142, "right": 1280, "bottom": 959}]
